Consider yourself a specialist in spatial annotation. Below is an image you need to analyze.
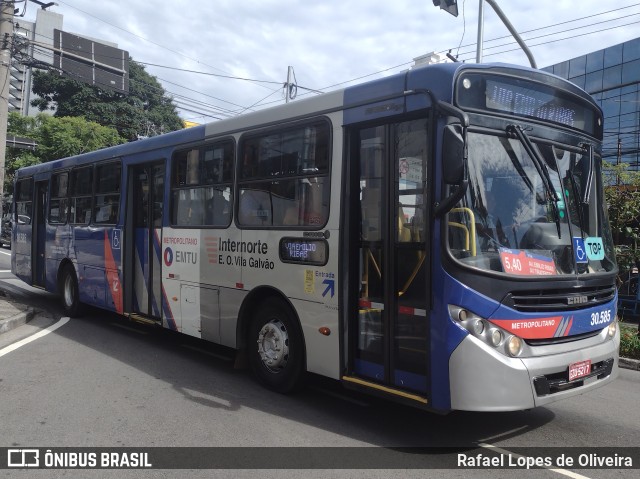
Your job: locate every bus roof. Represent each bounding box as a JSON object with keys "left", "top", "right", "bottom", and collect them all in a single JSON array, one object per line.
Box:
[{"left": 16, "top": 61, "right": 596, "bottom": 179}]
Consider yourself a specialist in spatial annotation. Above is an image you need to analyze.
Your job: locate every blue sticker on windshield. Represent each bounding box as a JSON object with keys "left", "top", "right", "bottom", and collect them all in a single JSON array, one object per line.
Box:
[
  {"left": 573, "top": 237, "right": 588, "bottom": 264},
  {"left": 585, "top": 237, "right": 605, "bottom": 261}
]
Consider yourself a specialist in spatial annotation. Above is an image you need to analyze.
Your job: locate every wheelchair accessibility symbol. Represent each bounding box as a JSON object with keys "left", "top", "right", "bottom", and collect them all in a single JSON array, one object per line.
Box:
[
  {"left": 573, "top": 237, "right": 588, "bottom": 264},
  {"left": 112, "top": 229, "right": 121, "bottom": 250}
]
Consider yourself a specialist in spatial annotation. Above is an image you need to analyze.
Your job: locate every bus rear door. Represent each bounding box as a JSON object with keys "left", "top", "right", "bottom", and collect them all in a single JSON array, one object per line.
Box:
[{"left": 125, "top": 162, "right": 166, "bottom": 324}]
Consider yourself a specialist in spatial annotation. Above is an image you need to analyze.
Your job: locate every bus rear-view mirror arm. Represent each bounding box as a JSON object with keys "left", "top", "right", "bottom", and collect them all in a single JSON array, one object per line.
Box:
[{"left": 436, "top": 119, "right": 469, "bottom": 217}]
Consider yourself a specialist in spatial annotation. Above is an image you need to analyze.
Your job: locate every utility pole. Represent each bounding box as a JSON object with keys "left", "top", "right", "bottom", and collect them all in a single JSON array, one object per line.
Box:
[
  {"left": 476, "top": 0, "right": 484, "bottom": 63},
  {"left": 0, "top": 1, "right": 15, "bottom": 203},
  {"left": 285, "top": 66, "right": 295, "bottom": 103}
]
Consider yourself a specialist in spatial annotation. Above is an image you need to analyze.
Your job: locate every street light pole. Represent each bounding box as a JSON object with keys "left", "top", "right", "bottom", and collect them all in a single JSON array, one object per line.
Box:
[
  {"left": 434, "top": 0, "right": 536, "bottom": 69},
  {"left": 476, "top": 0, "right": 484, "bottom": 63},
  {"left": 476, "top": 0, "right": 537, "bottom": 68}
]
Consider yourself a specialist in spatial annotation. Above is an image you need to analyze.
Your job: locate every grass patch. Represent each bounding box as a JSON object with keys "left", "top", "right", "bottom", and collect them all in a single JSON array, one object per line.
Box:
[{"left": 620, "top": 323, "right": 640, "bottom": 360}]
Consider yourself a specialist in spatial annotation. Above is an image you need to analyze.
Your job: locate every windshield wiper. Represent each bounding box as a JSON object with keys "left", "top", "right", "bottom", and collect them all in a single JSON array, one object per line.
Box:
[
  {"left": 568, "top": 169, "right": 586, "bottom": 233},
  {"left": 581, "top": 143, "right": 594, "bottom": 205},
  {"left": 498, "top": 137, "right": 535, "bottom": 195},
  {"left": 507, "top": 125, "right": 562, "bottom": 239}
]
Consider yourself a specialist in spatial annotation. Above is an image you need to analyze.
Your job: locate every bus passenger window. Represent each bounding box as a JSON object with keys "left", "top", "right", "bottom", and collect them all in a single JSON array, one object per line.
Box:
[
  {"left": 205, "top": 187, "right": 230, "bottom": 225},
  {"left": 93, "top": 162, "right": 121, "bottom": 225},
  {"left": 70, "top": 167, "right": 93, "bottom": 225},
  {"left": 171, "top": 141, "right": 234, "bottom": 227},
  {"left": 238, "top": 120, "right": 331, "bottom": 229},
  {"left": 239, "top": 187, "right": 271, "bottom": 225},
  {"left": 49, "top": 172, "right": 69, "bottom": 224},
  {"left": 15, "top": 178, "right": 33, "bottom": 225}
]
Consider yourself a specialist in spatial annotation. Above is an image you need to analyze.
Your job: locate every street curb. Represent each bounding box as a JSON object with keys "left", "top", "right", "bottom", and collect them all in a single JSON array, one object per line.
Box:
[
  {"left": 619, "top": 357, "right": 640, "bottom": 371},
  {"left": 0, "top": 308, "right": 36, "bottom": 335}
]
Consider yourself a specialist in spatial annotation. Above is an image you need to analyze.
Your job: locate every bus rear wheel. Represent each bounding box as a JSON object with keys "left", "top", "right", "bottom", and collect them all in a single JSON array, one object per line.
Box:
[
  {"left": 248, "top": 299, "right": 305, "bottom": 393},
  {"left": 61, "top": 264, "right": 81, "bottom": 317}
]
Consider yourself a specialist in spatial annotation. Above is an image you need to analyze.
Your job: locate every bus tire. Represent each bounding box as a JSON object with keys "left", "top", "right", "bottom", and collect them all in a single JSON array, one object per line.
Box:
[
  {"left": 61, "top": 264, "right": 82, "bottom": 317},
  {"left": 248, "top": 298, "right": 305, "bottom": 394}
]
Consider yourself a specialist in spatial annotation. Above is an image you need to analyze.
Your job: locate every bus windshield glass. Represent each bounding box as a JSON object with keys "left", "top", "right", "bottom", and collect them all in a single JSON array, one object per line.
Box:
[{"left": 447, "top": 131, "right": 616, "bottom": 277}]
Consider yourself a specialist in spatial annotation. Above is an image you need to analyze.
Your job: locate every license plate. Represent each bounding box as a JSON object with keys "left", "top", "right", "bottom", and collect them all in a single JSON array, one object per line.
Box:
[{"left": 569, "top": 360, "right": 592, "bottom": 381}]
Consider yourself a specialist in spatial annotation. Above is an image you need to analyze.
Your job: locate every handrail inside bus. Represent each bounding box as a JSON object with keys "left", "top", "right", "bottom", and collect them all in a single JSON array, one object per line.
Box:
[
  {"left": 448, "top": 222, "right": 470, "bottom": 250},
  {"left": 449, "top": 207, "right": 477, "bottom": 256},
  {"left": 398, "top": 252, "right": 426, "bottom": 297}
]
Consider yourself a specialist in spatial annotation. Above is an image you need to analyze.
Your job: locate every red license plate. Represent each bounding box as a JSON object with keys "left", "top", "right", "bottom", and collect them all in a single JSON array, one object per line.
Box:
[{"left": 569, "top": 360, "right": 592, "bottom": 381}]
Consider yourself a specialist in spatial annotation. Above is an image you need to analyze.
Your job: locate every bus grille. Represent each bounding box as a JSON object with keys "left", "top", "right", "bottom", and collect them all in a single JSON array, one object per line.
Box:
[{"left": 505, "top": 284, "right": 616, "bottom": 312}]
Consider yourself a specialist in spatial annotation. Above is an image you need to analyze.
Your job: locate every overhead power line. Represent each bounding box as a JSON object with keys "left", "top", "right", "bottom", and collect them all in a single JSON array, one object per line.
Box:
[
  {"left": 54, "top": 0, "right": 240, "bottom": 80},
  {"left": 438, "top": 3, "right": 640, "bottom": 58},
  {"left": 467, "top": 18, "right": 640, "bottom": 63},
  {"left": 135, "top": 61, "right": 282, "bottom": 86},
  {"left": 456, "top": 16, "right": 640, "bottom": 62},
  {"left": 14, "top": 2, "right": 640, "bottom": 121}
]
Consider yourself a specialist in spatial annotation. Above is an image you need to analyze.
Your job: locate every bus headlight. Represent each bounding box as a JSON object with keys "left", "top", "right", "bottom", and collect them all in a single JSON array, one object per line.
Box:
[
  {"left": 608, "top": 318, "right": 618, "bottom": 338},
  {"left": 472, "top": 319, "right": 485, "bottom": 335},
  {"left": 507, "top": 336, "right": 523, "bottom": 357},
  {"left": 490, "top": 329, "right": 503, "bottom": 347},
  {"left": 448, "top": 305, "right": 528, "bottom": 358}
]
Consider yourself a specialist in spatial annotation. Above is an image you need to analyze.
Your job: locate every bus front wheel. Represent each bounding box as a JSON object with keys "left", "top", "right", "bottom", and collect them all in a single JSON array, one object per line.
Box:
[
  {"left": 61, "top": 265, "right": 81, "bottom": 317},
  {"left": 248, "top": 299, "right": 305, "bottom": 393}
]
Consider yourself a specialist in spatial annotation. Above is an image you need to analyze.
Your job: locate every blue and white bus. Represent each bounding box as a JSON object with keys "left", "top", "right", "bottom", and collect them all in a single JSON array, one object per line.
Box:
[{"left": 12, "top": 62, "right": 619, "bottom": 412}]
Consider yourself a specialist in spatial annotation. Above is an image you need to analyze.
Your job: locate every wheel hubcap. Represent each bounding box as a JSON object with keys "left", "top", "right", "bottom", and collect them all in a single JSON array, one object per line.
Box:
[
  {"left": 256, "top": 319, "right": 289, "bottom": 373},
  {"left": 64, "top": 275, "right": 74, "bottom": 307}
]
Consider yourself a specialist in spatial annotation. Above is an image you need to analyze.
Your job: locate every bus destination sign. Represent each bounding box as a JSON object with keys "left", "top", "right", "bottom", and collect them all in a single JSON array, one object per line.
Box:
[{"left": 279, "top": 238, "right": 328, "bottom": 266}]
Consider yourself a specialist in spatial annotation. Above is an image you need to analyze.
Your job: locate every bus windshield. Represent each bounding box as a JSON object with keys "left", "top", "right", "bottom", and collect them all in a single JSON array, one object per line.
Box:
[{"left": 447, "top": 131, "right": 616, "bottom": 277}]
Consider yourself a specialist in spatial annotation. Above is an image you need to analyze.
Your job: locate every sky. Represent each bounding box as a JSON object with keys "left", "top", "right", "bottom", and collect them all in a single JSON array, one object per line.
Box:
[{"left": 14, "top": 0, "right": 640, "bottom": 124}]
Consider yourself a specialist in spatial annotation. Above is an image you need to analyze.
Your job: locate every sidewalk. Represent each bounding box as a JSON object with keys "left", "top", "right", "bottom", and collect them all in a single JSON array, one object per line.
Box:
[{"left": 0, "top": 290, "right": 36, "bottom": 335}]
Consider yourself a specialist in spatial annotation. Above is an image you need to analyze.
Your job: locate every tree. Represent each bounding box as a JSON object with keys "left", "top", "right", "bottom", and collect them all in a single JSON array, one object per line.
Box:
[
  {"left": 603, "top": 161, "right": 640, "bottom": 274},
  {"left": 30, "top": 60, "right": 183, "bottom": 141},
  {"left": 37, "top": 115, "right": 124, "bottom": 160},
  {"left": 5, "top": 112, "right": 124, "bottom": 193}
]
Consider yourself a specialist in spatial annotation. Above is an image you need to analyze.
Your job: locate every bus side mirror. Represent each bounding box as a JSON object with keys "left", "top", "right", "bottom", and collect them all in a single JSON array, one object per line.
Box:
[
  {"left": 443, "top": 124, "right": 466, "bottom": 185},
  {"left": 435, "top": 124, "right": 468, "bottom": 217}
]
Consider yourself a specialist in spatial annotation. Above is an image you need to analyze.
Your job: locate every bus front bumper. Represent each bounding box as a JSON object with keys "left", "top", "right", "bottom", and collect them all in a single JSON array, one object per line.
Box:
[{"left": 448, "top": 328, "right": 619, "bottom": 411}]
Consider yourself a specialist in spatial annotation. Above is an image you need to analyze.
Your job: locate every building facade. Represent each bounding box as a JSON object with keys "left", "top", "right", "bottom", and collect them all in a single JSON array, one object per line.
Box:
[
  {"left": 543, "top": 38, "right": 640, "bottom": 169},
  {"left": 10, "top": 8, "right": 63, "bottom": 116}
]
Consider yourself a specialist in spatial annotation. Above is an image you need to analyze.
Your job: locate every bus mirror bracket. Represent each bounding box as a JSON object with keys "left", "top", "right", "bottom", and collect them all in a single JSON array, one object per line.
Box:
[{"left": 436, "top": 115, "right": 469, "bottom": 217}]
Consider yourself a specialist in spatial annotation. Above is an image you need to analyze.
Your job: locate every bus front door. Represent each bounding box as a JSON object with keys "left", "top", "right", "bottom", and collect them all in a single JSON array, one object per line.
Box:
[
  {"left": 127, "top": 162, "right": 165, "bottom": 322},
  {"left": 349, "top": 120, "right": 431, "bottom": 399}
]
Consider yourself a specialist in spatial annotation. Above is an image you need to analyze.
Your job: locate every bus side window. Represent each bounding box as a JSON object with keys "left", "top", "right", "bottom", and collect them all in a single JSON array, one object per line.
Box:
[
  {"left": 206, "top": 187, "right": 230, "bottom": 225},
  {"left": 239, "top": 187, "right": 271, "bottom": 225},
  {"left": 238, "top": 120, "right": 330, "bottom": 229},
  {"left": 304, "top": 180, "right": 326, "bottom": 226}
]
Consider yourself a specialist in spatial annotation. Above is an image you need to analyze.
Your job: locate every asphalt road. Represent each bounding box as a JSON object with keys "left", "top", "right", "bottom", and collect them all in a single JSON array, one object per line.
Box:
[{"left": 0, "top": 248, "right": 638, "bottom": 479}]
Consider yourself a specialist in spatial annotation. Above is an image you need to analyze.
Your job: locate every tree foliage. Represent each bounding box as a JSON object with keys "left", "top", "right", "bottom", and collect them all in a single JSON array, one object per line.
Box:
[
  {"left": 603, "top": 161, "right": 640, "bottom": 273},
  {"left": 30, "top": 60, "right": 183, "bottom": 141},
  {"left": 5, "top": 112, "right": 124, "bottom": 193}
]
